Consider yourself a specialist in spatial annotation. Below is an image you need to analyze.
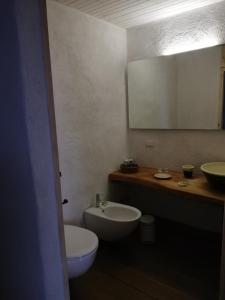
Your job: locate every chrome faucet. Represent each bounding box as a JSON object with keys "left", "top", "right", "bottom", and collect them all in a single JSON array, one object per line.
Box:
[
  {"left": 95, "top": 193, "right": 107, "bottom": 208},
  {"left": 100, "top": 197, "right": 107, "bottom": 207}
]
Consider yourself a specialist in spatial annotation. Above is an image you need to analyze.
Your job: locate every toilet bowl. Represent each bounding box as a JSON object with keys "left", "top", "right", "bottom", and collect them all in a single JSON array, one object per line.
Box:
[
  {"left": 64, "top": 225, "right": 98, "bottom": 278},
  {"left": 84, "top": 201, "right": 142, "bottom": 241}
]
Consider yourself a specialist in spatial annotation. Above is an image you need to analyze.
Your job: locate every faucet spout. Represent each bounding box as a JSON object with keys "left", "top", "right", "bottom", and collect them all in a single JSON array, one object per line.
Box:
[{"left": 95, "top": 193, "right": 107, "bottom": 208}]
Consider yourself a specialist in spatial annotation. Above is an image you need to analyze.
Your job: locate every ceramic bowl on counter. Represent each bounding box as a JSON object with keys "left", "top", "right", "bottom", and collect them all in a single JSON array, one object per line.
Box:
[{"left": 201, "top": 162, "right": 225, "bottom": 190}]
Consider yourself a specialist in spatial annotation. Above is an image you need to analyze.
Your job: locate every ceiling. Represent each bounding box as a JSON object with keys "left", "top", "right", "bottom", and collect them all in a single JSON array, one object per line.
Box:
[{"left": 53, "top": 0, "right": 224, "bottom": 28}]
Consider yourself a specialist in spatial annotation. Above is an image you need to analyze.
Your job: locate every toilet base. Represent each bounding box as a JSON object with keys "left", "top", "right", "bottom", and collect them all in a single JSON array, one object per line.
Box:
[
  {"left": 64, "top": 225, "right": 98, "bottom": 278},
  {"left": 67, "top": 248, "right": 97, "bottom": 278}
]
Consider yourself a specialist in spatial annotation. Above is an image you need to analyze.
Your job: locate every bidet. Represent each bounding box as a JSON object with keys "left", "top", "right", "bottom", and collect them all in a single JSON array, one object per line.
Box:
[{"left": 84, "top": 201, "right": 142, "bottom": 241}]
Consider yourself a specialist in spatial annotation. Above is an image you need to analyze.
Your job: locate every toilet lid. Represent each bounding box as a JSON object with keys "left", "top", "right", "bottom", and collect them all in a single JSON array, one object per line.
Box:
[{"left": 64, "top": 225, "right": 98, "bottom": 258}]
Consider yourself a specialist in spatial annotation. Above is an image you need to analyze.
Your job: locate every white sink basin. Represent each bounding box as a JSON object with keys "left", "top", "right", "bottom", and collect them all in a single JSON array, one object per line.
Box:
[
  {"left": 84, "top": 201, "right": 142, "bottom": 241},
  {"left": 103, "top": 205, "right": 140, "bottom": 221},
  {"left": 201, "top": 162, "right": 225, "bottom": 189}
]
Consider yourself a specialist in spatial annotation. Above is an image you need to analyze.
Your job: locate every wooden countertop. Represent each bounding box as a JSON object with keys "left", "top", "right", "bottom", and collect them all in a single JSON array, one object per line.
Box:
[{"left": 109, "top": 167, "right": 225, "bottom": 205}]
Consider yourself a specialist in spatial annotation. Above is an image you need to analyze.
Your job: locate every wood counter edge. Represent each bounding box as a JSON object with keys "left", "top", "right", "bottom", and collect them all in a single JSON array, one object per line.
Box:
[{"left": 108, "top": 168, "right": 225, "bottom": 206}]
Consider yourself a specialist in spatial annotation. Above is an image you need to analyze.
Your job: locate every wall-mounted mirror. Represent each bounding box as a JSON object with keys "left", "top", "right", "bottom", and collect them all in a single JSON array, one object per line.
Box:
[{"left": 128, "top": 45, "right": 225, "bottom": 129}]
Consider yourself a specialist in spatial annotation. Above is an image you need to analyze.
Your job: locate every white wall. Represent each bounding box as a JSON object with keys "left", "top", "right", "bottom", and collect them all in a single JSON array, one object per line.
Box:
[
  {"left": 128, "top": 1, "right": 225, "bottom": 60},
  {"left": 127, "top": 1, "right": 225, "bottom": 171},
  {"left": 47, "top": 0, "right": 225, "bottom": 231},
  {"left": 47, "top": 1, "right": 128, "bottom": 224},
  {"left": 126, "top": 2, "right": 225, "bottom": 232}
]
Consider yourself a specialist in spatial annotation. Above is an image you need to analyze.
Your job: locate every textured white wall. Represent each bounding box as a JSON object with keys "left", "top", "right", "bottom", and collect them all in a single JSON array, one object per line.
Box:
[
  {"left": 47, "top": 1, "right": 128, "bottom": 224},
  {"left": 128, "top": 1, "right": 225, "bottom": 60},
  {"left": 47, "top": 0, "right": 224, "bottom": 231},
  {"left": 127, "top": 1, "right": 225, "bottom": 172}
]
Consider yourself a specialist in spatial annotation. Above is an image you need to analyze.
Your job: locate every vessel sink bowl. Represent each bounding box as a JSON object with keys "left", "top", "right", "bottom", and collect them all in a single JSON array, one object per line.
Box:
[{"left": 201, "top": 162, "right": 225, "bottom": 189}]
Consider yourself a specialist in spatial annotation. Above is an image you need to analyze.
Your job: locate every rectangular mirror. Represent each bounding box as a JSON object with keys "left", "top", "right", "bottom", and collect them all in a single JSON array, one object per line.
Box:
[{"left": 128, "top": 45, "right": 225, "bottom": 129}]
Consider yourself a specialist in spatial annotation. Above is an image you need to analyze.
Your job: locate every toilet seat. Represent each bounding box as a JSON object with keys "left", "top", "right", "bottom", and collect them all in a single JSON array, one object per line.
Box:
[{"left": 64, "top": 225, "right": 98, "bottom": 258}]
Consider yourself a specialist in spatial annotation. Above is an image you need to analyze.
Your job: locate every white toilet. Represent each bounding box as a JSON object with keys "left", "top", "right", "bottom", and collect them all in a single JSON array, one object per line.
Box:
[{"left": 64, "top": 225, "right": 98, "bottom": 278}]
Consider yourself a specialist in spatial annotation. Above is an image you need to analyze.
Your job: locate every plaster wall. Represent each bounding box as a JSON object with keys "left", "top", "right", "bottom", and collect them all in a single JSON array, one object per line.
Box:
[
  {"left": 127, "top": 1, "right": 225, "bottom": 171},
  {"left": 47, "top": 1, "right": 128, "bottom": 224}
]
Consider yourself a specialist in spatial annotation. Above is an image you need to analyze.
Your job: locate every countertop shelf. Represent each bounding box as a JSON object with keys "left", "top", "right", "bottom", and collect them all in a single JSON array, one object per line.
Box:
[{"left": 109, "top": 167, "right": 225, "bottom": 205}]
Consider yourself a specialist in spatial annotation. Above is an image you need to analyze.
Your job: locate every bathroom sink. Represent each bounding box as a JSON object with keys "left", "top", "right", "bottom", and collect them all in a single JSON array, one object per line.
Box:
[
  {"left": 103, "top": 205, "right": 140, "bottom": 221},
  {"left": 200, "top": 162, "right": 225, "bottom": 189},
  {"left": 84, "top": 201, "right": 142, "bottom": 241}
]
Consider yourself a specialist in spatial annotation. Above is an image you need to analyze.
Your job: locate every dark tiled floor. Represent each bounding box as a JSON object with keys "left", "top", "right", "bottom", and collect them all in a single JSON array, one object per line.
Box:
[{"left": 69, "top": 219, "right": 221, "bottom": 300}]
